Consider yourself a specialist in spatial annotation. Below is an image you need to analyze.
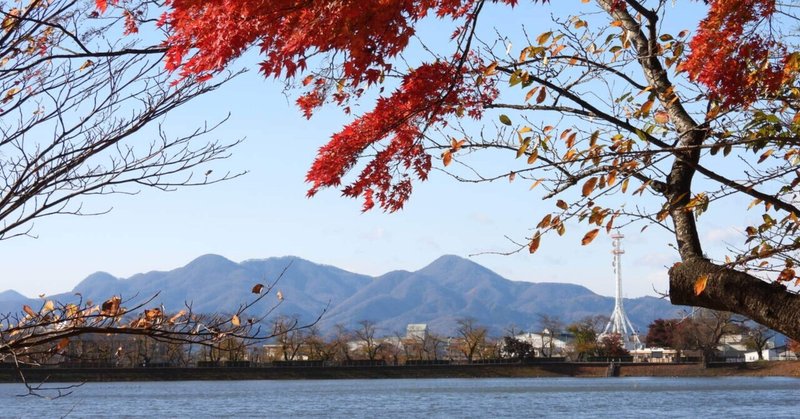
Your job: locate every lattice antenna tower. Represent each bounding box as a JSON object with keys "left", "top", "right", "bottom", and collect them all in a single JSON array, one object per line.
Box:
[{"left": 602, "top": 231, "right": 643, "bottom": 349}]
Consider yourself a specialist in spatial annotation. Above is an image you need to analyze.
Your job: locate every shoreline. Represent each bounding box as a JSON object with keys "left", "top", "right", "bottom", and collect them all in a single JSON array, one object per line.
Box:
[{"left": 2, "top": 361, "right": 799, "bottom": 383}]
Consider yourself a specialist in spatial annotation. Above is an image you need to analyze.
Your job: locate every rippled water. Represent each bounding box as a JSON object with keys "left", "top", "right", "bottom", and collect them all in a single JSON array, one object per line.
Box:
[{"left": 0, "top": 377, "right": 797, "bottom": 418}]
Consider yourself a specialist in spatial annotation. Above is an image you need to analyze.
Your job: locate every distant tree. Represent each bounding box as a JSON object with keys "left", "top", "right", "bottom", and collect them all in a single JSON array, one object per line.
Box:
[
  {"left": 598, "top": 334, "right": 630, "bottom": 358},
  {"left": 645, "top": 319, "right": 678, "bottom": 348},
  {"left": 538, "top": 314, "right": 564, "bottom": 357},
  {"left": 744, "top": 324, "right": 775, "bottom": 361},
  {"left": 672, "top": 309, "right": 740, "bottom": 363},
  {"left": 354, "top": 320, "right": 382, "bottom": 361},
  {"left": 273, "top": 315, "right": 306, "bottom": 361},
  {"left": 502, "top": 336, "right": 535, "bottom": 360},
  {"left": 455, "top": 318, "right": 488, "bottom": 362},
  {"left": 566, "top": 316, "right": 606, "bottom": 361}
]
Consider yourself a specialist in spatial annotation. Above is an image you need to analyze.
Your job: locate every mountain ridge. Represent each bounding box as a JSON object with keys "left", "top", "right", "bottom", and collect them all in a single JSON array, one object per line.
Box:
[{"left": 0, "top": 254, "right": 680, "bottom": 335}]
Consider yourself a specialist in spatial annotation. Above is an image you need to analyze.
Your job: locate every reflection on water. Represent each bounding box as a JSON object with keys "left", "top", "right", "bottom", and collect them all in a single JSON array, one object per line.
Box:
[{"left": 0, "top": 376, "right": 797, "bottom": 418}]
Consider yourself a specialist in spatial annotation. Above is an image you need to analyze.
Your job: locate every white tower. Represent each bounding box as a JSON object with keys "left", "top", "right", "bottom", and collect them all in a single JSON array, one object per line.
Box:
[{"left": 602, "top": 232, "right": 642, "bottom": 349}]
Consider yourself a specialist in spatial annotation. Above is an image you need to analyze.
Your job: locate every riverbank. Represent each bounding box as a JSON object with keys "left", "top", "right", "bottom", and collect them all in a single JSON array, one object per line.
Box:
[{"left": 2, "top": 361, "right": 799, "bottom": 382}]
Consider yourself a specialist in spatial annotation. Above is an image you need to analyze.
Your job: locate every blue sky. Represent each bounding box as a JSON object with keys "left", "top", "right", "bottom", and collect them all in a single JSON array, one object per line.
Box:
[{"left": 2, "top": 1, "right": 739, "bottom": 300}]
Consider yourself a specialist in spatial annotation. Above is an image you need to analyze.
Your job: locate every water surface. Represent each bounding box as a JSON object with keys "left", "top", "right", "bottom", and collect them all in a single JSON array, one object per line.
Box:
[{"left": 0, "top": 377, "right": 796, "bottom": 418}]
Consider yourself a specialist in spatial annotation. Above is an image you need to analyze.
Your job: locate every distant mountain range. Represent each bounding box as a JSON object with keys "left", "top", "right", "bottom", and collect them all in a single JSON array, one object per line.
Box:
[{"left": 0, "top": 255, "right": 683, "bottom": 336}]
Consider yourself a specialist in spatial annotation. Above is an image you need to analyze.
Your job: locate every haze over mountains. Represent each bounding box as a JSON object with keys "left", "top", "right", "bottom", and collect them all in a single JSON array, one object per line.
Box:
[{"left": 0, "top": 255, "right": 681, "bottom": 335}]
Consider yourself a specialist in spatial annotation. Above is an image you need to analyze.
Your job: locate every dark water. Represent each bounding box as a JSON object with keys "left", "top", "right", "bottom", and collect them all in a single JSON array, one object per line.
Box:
[{"left": 0, "top": 377, "right": 797, "bottom": 418}]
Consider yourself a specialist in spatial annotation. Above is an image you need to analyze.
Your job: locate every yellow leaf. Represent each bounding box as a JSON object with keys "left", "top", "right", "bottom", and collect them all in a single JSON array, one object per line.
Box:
[
  {"left": 582, "top": 177, "right": 598, "bottom": 197},
  {"left": 529, "top": 179, "right": 543, "bottom": 190},
  {"left": 516, "top": 139, "right": 530, "bottom": 158},
  {"left": 231, "top": 315, "right": 240, "bottom": 327},
  {"left": 694, "top": 274, "right": 709, "bottom": 296},
  {"left": 529, "top": 233, "right": 541, "bottom": 253},
  {"left": 43, "top": 300, "right": 54, "bottom": 312},
  {"left": 621, "top": 178, "right": 630, "bottom": 193},
  {"left": 581, "top": 229, "right": 600, "bottom": 245},
  {"left": 536, "top": 31, "right": 553, "bottom": 45}
]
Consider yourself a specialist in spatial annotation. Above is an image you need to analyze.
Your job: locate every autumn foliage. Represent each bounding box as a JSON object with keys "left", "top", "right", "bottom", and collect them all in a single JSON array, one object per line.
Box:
[
  {"left": 95, "top": 0, "right": 800, "bottom": 338},
  {"left": 682, "top": 0, "right": 797, "bottom": 107}
]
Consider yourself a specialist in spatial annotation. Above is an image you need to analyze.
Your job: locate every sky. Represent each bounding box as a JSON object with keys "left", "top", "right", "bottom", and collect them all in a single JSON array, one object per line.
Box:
[{"left": 2, "top": 1, "right": 737, "bottom": 300}]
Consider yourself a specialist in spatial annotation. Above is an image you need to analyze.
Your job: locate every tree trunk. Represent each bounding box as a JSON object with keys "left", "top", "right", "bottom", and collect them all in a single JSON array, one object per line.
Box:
[{"left": 669, "top": 259, "right": 800, "bottom": 340}]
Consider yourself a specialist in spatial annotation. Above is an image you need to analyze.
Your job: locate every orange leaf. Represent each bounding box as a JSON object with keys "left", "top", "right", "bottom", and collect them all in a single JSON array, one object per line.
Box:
[
  {"left": 22, "top": 305, "right": 36, "bottom": 317},
  {"left": 252, "top": 283, "right": 265, "bottom": 294},
  {"left": 442, "top": 150, "right": 452, "bottom": 166},
  {"left": 529, "top": 233, "right": 541, "bottom": 253},
  {"left": 694, "top": 274, "right": 709, "bottom": 296},
  {"left": 582, "top": 177, "right": 598, "bottom": 197},
  {"left": 640, "top": 100, "right": 654, "bottom": 115},
  {"left": 56, "top": 338, "right": 70, "bottom": 351},
  {"left": 525, "top": 87, "right": 539, "bottom": 102},
  {"left": 529, "top": 179, "right": 543, "bottom": 190},
  {"left": 95, "top": 0, "right": 108, "bottom": 13},
  {"left": 581, "top": 229, "right": 600, "bottom": 245}
]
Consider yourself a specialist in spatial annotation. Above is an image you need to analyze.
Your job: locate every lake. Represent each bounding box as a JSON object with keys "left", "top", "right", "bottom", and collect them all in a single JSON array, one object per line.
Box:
[{"left": 0, "top": 377, "right": 797, "bottom": 418}]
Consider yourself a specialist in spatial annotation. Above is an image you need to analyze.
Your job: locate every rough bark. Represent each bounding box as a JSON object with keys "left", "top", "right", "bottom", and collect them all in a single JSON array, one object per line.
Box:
[{"left": 670, "top": 259, "right": 800, "bottom": 340}]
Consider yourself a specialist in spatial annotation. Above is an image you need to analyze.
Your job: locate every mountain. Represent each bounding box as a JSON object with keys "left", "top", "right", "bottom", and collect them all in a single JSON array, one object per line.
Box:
[{"left": 0, "top": 254, "right": 681, "bottom": 335}]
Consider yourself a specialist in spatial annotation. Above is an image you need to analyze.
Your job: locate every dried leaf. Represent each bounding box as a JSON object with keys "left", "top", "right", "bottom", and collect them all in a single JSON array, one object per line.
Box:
[
  {"left": 231, "top": 314, "right": 240, "bottom": 327},
  {"left": 536, "top": 31, "right": 552, "bottom": 45},
  {"left": 101, "top": 296, "right": 121, "bottom": 317},
  {"left": 536, "top": 87, "right": 547, "bottom": 104},
  {"left": 22, "top": 305, "right": 36, "bottom": 318},
  {"left": 169, "top": 309, "right": 187, "bottom": 324},
  {"left": 43, "top": 300, "right": 54, "bottom": 312},
  {"left": 499, "top": 114, "right": 512, "bottom": 126},
  {"left": 556, "top": 200, "right": 568, "bottom": 210},
  {"left": 582, "top": 177, "right": 598, "bottom": 197},
  {"left": 508, "top": 171, "right": 516, "bottom": 182},
  {"left": 442, "top": 150, "right": 453, "bottom": 166},
  {"left": 79, "top": 60, "right": 94, "bottom": 71},
  {"left": 581, "top": 229, "right": 600, "bottom": 245},
  {"left": 529, "top": 233, "right": 541, "bottom": 253},
  {"left": 252, "top": 283, "right": 265, "bottom": 294},
  {"left": 777, "top": 268, "right": 796, "bottom": 283},
  {"left": 654, "top": 110, "right": 669, "bottom": 124},
  {"left": 694, "top": 274, "right": 709, "bottom": 296},
  {"left": 529, "top": 179, "right": 543, "bottom": 190},
  {"left": 277, "top": 290, "right": 284, "bottom": 301}
]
